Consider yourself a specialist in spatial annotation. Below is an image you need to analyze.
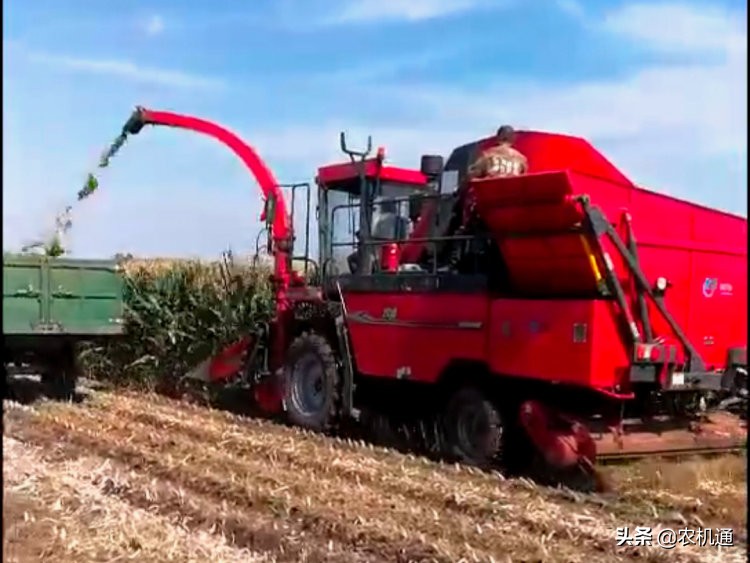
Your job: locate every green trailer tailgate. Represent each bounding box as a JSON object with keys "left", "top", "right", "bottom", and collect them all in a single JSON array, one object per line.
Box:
[
  {"left": 3, "top": 255, "right": 45, "bottom": 334},
  {"left": 3, "top": 255, "right": 125, "bottom": 336}
]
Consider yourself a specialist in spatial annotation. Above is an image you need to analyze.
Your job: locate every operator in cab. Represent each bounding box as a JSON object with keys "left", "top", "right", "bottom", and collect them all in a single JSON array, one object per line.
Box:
[{"left": 468, "top": 125, "right": 528, "bottom": 179}]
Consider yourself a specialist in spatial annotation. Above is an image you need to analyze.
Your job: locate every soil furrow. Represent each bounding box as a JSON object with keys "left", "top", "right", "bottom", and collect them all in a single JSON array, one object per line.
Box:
[
  {"left": 7, "top": 432, "right": 379, "bottom": 563},
  {"left": 3, "top": 435, "right": 274, "bottom": 563},
  {"left": 34, "top": 399, "right": 662, "bottom": 561},
  {"left": 5, "top": 392, "right": 746, "bottom": 563},
  {"left": 12, "top": 417, "right": 459, "bottom": 562},
  {"left": 120, "top": 407, "right": 534, "bottom": 520},
  {"left": 99, "top": 391, "right": 743, "bottom": 531}
]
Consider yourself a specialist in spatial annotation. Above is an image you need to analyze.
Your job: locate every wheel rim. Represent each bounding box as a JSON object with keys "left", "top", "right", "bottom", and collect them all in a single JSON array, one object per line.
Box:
[
  {"left": 290, "top": 353, "right": 326, "bottom": 416},
  {"left": 455, "top": 401, "right": 501, "bottom": 461}
]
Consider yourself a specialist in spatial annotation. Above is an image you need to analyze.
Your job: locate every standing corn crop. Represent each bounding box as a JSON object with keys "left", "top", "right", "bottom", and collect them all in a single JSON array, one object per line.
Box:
[{"left": 80, "top": 256, "right": 274, "bottom": 393}]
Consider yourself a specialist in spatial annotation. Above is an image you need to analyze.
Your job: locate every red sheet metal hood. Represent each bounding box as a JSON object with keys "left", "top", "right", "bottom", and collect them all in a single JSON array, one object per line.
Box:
[{"left": 478, "top": 130, "right": 635, "bottom": 188}]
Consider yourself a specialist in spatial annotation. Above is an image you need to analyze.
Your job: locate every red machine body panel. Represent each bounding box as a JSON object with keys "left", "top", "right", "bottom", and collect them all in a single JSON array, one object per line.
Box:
[
  {"left": 344, "top": 292, "right": 487, "bottom": 381},
  {"left": 470, "top": 131, "right": 747, "bottom": 370},
  {"left": 488, "top": 299, "right": 629, "bottom": 391},
  {"left": 344, "top": 290, "right": 633, "bottom": 392}
]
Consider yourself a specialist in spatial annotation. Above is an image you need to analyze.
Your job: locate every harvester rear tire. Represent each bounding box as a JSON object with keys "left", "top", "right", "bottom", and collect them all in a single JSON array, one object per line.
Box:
[
  {"left": 443, "top": 387, "right": 503, "bottom": 468},
  {"left": 283, "top": 332, "right": 340, "bottom": 432}
]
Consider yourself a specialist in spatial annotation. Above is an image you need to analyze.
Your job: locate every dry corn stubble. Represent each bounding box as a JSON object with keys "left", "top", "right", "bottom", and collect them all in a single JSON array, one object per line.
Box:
[
  {"left": 96, "top": 394, "right": 637, "bottom": 535},
  {"left": 107, "top": 390, "right": 544, "bottom": 493},
  {"left": 13, "top": 408, "right": 453, "bottom": 562},
  {"left": 3, "top": 435, "right": 274, "bottom": 563},
  {"left": 8, "top": 437, "right": 365, "bottom": 563},
  {"left": 19, "top": 411, "right": 481, "bottom": 562},
  {"left": 600, "top": 456, "right": 747, "bottom": 532},
  {"left": 6, "top": 393, "right": 746, "bottom": 563},
  {"left": 96, "top": 391, "right": 748, "bottom": 536},
  {"left": 3, "top": 406, "right": 370, "bottom": 563}
]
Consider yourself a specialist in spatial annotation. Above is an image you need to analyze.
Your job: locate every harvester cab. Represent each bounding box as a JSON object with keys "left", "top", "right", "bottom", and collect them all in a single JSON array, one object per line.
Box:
[{"left": 314, "top": 133, "right": 442, "bottom": 279}]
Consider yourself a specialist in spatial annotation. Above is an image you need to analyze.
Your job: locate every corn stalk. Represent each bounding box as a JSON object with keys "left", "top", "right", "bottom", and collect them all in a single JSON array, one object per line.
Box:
[{"left": 79, "top": 256, "right": 274, "bottom": 392}]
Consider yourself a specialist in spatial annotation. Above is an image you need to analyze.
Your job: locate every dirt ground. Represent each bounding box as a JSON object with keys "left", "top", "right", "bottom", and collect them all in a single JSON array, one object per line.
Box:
[{"left": 3, "top": 389, "right": 747, "bottom": 563}]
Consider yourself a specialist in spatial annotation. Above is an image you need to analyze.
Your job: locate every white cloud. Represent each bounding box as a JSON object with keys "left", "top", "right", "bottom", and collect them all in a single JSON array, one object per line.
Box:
[
  {"left": 25, "top": 51, "right": 225, "bottom": 90},
  {"left": 324, "top": 0, "right": 500, "bottom": 24},
  {"left": 143, "top": 14, "right": 165, "bottom": 36},
  {"left": 602, "top": 2, "right": 746, "bottom": 56},
  {"left": 555, "top": 0, "right": 585, "bottom": 20}
]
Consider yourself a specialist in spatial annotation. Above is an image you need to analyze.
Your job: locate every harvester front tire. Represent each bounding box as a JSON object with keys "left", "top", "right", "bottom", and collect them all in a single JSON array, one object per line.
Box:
[
  {"left": 443, "top": 386, "right": 503, "bottom": 468},
  {"left": 283, "top": 332, "right": 339, "bottom": 432}
]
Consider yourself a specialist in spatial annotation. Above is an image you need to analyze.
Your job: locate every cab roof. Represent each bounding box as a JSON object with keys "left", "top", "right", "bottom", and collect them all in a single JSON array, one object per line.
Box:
[{"left": 316, "top": 158, "right": 427, "bottom": 187}]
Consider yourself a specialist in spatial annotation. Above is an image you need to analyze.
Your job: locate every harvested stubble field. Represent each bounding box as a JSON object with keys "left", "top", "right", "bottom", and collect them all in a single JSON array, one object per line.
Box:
[{"left": 3, "top": 389, "right": 747, "bottom": 563}]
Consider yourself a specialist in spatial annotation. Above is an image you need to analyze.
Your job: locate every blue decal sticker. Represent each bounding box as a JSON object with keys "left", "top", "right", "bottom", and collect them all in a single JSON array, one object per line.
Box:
[{"left": 702, "top": 277, "right": 718, "bottom": 298}]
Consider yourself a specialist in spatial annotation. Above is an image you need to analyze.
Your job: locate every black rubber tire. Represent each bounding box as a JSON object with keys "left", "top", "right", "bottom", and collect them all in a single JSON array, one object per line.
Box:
[
  {"left": 42, "top": 348, "right": 77, "bottom": 401},
  {"left": 282, "top": 332, "right": 340, "bottom": 432},
  {"left": 443, "top": 386, "right": 504, "bottom": 468}
]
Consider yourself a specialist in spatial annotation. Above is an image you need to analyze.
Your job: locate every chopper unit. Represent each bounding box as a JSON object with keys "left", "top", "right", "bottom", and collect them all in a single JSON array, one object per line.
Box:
[{"left": 112, "top": 106, "right": 747, "bottom": 486}]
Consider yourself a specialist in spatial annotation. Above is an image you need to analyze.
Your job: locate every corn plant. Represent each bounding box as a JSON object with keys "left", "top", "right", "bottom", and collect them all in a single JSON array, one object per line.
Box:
[{"left": 80, "top": 255, "right": 274, "bottom": 392}]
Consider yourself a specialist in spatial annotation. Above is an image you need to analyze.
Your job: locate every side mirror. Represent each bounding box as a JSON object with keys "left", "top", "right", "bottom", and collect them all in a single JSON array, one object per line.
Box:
[{"left": 420, "top": 154, "right": 444, "bottom": 178}]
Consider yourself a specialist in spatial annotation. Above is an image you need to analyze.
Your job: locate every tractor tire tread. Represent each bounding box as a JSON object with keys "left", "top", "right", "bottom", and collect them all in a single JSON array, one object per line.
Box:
[
  {"left": 283, "top": 331, "right": 340, "bottom": 432},
  {"left": 444, "top": 386, "right": 504, "bottom": 468}
]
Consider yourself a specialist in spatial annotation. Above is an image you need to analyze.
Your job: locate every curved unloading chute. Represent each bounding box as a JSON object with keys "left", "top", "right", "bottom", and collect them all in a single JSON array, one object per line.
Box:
[{"left": 123, "top": 107, "right": 292, "bottom": 246}]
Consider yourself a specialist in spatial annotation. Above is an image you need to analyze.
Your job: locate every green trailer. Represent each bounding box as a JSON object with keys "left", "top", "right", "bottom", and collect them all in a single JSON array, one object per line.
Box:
[{"left": 3, "top": 254, "right": 126, "bottom": 400}]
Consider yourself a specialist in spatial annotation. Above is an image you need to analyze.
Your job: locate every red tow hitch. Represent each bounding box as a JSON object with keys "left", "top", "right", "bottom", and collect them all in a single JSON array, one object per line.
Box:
[{"left": 518, "top": 400, "right": 597, "bottom": 469}]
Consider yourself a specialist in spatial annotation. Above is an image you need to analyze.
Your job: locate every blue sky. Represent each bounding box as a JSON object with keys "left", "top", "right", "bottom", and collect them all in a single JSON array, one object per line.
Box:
[{"left": 3, "top": 0, "right": 747, "bottom": 258}]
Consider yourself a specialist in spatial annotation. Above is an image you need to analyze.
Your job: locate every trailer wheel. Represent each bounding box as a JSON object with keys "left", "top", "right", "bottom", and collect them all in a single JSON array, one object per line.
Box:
[
  {"left": 42, "top": 347, "right": 77, "bottom": 401},
  {"left": 443, "top": 387, "right": 503, "bottom": 467},
  {"left": 283, "top": 332, "right": 339, "bottom": 432}
]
